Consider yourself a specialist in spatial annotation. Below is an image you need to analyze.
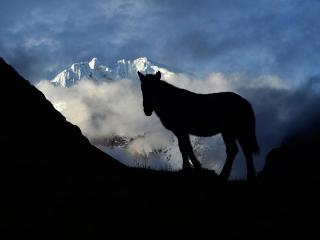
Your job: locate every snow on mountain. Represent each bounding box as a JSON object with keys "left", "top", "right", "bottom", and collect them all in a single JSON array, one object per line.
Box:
[
  {"left": 51, "top": 57, "right": 174, "bottom": 87},
  {"left": 51, "top": 57, "right": 112, "bottom": 87}
]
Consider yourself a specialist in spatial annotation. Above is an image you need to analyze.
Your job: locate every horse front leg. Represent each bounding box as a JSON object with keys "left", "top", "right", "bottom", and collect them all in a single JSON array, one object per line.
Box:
[
  {"left": 184, "top": 135, "right": 202, "bottom": 170},
  {"left": 176, "top": 134, "right": 193, "bottom": 172}
]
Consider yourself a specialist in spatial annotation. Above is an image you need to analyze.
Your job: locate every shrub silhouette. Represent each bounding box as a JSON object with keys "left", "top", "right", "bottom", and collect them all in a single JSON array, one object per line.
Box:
[{"left": 138, "top": 71, "right": 259, "bottom": 180}]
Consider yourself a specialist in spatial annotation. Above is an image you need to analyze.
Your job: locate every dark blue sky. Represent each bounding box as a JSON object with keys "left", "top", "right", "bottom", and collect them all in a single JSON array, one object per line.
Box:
[{"left": 1, "top": 0, "right": 320, "bottom": 82}]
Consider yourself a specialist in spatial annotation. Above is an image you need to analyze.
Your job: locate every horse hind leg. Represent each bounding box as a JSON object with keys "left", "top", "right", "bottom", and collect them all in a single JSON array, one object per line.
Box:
[
  {"left": 220, "top": 133, "right": 238, "bottom": 180},
  {"left": 238, "top": 136, "right": 256, "bottom": 181}
]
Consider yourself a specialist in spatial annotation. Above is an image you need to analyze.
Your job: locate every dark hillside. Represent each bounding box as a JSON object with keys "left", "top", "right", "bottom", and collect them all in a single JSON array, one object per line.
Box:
[
  {"left": 0, "top": 57, "right": 127, "bottom": 233},
  {"left": 259, "top": 104, "right": 320, "bottom": 185}
]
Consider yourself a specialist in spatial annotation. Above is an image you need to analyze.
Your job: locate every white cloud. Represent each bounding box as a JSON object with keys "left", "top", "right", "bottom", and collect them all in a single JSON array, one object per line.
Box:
[{"left": 24, "top": 37, "right": 59, "bottom": 50}]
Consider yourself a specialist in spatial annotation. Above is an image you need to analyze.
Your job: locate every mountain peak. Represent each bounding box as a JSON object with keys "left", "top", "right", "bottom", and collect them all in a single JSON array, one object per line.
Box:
[
  {"left": 51, "top": 57, "right": 174, "bottom": 87},
  {"left": 133, "top": 57, "right": 150, "bottom": 72},
  {"left": 89, "top": 57, "right": 99, "bottom": 69},
  {"left": 134, "top": 57, "right": 148, "bottom": 63}
]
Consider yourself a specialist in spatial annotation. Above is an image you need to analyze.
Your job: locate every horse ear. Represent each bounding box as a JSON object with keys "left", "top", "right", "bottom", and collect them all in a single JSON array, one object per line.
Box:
[
  {"left": 137, "top": 71, "right": 145, "bottom": 82},
  {"left": 155, "top": 71, "right": 161, "bottom": 80}
]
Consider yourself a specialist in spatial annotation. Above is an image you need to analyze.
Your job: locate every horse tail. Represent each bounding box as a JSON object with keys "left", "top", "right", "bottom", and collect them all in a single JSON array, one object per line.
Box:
[
  {"left": 237, "top": 99, "right": 260, "bottom": 155},
  {"left": 250, "top": 126, "right": 260, "bottom": 155},
  {"left": 247, "top": 103, "right": 260, "bottom": 155}
]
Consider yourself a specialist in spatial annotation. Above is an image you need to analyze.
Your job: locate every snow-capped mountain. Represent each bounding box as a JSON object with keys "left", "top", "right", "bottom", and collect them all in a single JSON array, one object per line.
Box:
[
  {"left": 51, "top": 58, "right": 112, "bottom": 87},
  {"left": 46, "top": 57, "right": 224, "bottom": 172},
  {"left": 51, "top": 57, "right": 174, "bottom": 87},
  {"left": 49, "top": 57, "right": 187, "bottom": 170}
]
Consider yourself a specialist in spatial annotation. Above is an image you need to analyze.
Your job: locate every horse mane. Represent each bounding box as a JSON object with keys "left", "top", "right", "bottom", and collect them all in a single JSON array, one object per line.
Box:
[{"left": 157, "top": 79, "right": 195, "bottom": 97}]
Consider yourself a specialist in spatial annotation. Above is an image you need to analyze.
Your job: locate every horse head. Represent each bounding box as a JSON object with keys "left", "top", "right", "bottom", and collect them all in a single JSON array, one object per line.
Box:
[{"left": 137, "top": 71, "right": 161, "bottom": 116}]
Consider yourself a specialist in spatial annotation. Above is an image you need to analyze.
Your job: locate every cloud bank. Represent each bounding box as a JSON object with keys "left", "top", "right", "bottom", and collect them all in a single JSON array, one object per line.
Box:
[{"left": 36, "top": 70, "right": 318, "bottom": 178}]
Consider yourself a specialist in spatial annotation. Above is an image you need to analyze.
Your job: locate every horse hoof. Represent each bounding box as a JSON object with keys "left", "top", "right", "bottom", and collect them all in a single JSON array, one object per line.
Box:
[
  {"left": 247, "top": 175, "right": 257, "bottom": 183},
  {"left": 192, "top": 166, "right": 202, "bottom": 173},
  {"left": 182, "top": 168, "right": 193, "bottom": 174},
  {"left": 219, "top": 172, "right": 230, "bottom": 181}
]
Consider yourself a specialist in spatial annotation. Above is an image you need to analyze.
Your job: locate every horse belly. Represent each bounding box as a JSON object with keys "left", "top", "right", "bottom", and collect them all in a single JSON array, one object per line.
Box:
[
  {"left": 187, "top": 118, "right": 221, "bottom": 137},
  {"left": 189, "top": 129, "right": 220, "bottom": 137}
]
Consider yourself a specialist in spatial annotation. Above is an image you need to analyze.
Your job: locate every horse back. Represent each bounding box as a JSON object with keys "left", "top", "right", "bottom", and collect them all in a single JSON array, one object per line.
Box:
[{"left": 156, "top": 90, "right": 253, "bottom": 136}]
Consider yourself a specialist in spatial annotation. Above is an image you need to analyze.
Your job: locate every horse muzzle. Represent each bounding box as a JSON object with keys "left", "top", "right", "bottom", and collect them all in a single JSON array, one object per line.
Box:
[{"left": 144, "top": 108, "right": 153, "bottom": 116}]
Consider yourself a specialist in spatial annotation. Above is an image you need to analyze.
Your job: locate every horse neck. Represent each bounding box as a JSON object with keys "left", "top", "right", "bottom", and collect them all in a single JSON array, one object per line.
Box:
[{"left": 153, "top": 82, "right": 178, "bottom": 113}]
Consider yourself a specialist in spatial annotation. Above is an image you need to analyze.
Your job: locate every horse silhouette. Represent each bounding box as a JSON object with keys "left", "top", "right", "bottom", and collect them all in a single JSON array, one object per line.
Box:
[{"left": 138, "top": 71, "right": 259, "bottom": 180}]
